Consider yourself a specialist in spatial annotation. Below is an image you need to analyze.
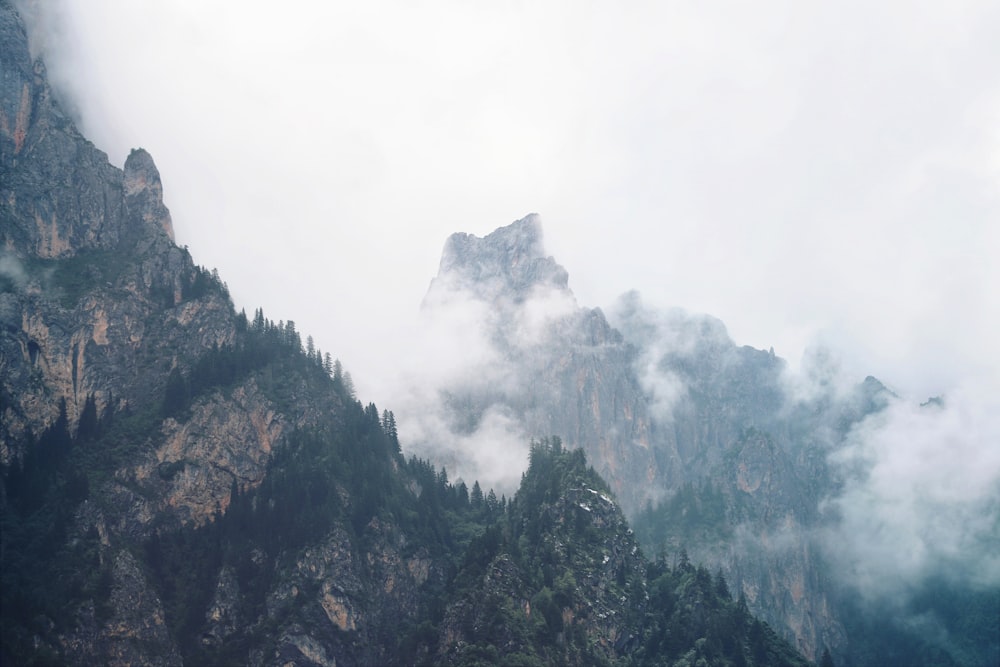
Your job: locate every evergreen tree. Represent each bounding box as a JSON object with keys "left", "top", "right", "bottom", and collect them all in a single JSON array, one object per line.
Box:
[
  {"left": 343, "top": 371, "right": 356, "bottom": 399},
  {"left": 76, "top": 393, "right": 99, "bottom": 442},
  {"left": 714, "top": 567, "right": 731, "bottom": 600},
  {"left": 162, "top": 366, "right": 189, "bottom": 417}
]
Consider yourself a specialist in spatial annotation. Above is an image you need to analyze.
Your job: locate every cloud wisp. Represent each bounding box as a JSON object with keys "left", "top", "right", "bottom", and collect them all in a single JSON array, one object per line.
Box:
[{"left": 821, "top": 384, "right": 1000, "bottom": 601}]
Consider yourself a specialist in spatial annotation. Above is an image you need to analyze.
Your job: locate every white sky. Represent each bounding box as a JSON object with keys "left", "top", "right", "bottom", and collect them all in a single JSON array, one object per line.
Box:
[{"left": 20, "top": 0, "right": 1000, "bottom": 404}]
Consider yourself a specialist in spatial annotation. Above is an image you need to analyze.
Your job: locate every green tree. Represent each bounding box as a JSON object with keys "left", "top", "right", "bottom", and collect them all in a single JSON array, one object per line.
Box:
[{"left": 162, "top": 366, "right": 189, "bottom": 417}]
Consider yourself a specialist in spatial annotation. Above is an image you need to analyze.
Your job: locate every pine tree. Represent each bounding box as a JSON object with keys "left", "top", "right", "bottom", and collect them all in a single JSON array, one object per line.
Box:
[
  {"left": 714, "top": 567, "right": 731, "bottom": 600},
  {"left": 162, "top": 367, "right": 189, "bottom": 417},
  {"left": 77, "top": 393, "right": 99, "bottom": 442}
]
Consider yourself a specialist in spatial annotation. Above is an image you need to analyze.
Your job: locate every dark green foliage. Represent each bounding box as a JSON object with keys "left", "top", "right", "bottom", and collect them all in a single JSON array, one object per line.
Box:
[
  {"left": 161, "top": 366, "right": 189, "bottom": 417},
  {"left": 1, "top": 404, "right": 112, "bottom": 662},
  {"left": 431, "top": 439, "right": 807, "bottom": 667},
  {"left": 832, "top": 577, "right": 1000, "bottom": 667},
  {"left": 633, "top": 479, "right": 731, "bottom": 553},
  {"left": 182, "top": 264, "right": 230, "bottom": 303},
  {"left": 635, "top": 557, "right": 808, "bottom": 667}
]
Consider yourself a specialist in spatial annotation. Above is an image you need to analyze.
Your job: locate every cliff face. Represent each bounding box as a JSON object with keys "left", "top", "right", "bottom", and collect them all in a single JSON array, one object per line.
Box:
[
  {"left": 0, "top": 0, "right": 198, "bottom": 460},
  {"left": 0, "top": 3, "right": 173, "bottom": 259},
  {"left": 421, "top": 215, "right": 664, "bottom": 513}
]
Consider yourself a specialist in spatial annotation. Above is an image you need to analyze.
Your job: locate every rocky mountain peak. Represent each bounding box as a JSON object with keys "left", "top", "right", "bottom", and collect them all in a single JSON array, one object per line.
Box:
[
  {"left": 429, "top": 213, "right": 570, "bottom": 304},
  {"left": 123, "top": 147, "right": 174, "bottom": 242}
]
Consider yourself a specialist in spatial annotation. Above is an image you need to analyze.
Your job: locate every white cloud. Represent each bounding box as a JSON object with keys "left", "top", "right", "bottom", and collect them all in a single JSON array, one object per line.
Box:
[{"left": 821, "top": 382, "right": 1000, "bottom": 600}]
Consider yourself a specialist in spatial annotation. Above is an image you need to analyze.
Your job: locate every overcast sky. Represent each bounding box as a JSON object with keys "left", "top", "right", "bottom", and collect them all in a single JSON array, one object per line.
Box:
[{"left": 20, "top": 0, "right": 1000, "bottom": 404}]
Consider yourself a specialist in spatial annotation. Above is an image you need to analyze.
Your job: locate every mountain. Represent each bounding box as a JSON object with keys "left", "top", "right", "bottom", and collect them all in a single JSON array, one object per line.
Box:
[
  {"left": 420, "top": 215, "right": 661, "bottom": 513},
  {"left": 414, "top": 214, "right": 852, "bottom": 658},
  {"left": 0, "top": 3, "right": 810, "bottom": 666},
  {"left": 413, "top": 217, "right": 999, "bottom": 665}
]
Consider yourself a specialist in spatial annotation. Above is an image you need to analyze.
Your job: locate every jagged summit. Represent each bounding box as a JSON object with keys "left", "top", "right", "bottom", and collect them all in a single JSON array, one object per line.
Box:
[
  {"left": 428, "top": 213, "right": 570, "bottom": 304},
  {"left": 124, "top": 147, "right": 175, "bottom": 242}
]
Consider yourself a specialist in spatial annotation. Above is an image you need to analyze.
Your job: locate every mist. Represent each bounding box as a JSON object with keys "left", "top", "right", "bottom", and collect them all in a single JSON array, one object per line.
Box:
[{"left": 822, "top": 386, "right": 1000, "bottom": 600}]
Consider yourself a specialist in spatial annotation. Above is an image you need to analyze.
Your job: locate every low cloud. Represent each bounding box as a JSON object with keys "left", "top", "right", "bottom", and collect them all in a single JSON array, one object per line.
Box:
[
  {"left": 379, "top": 264, "right": 582, "bottom": 496},
  {"left": 782, "top": 345, "right": 857, "bottom": 406},
  {"left": 608, "top": 291, "right": 745, "bottom": 424},
  {"left": 0, "top": 253, "right": 29, "bottom": 290},
  {"left": 820, "top": 382, "right": 1000, "bottom": 601}
]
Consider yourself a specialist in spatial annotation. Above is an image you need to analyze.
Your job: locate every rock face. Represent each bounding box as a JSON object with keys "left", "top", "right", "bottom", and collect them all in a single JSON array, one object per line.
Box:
[
  {"left": 0, "top": 3, "right": 168, "bottom": 259},
  {"left": 1, "top": 0, "right": 200, "bottom": 460},
  {"left": 430, "top": 213, "right": 569, "bottom": 302},
  {"left": 421, "top": 215, "right": 663, "bottom": 513}
]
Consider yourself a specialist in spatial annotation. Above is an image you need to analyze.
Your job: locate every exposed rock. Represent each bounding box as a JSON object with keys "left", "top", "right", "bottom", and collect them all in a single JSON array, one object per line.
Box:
[
  {"left": 429, "top": 213, "right": 568, "bottom": 303},
  {"left": 99, "top": 549, "right": 182, "bottom": 667},
  {"left": 202, "top": 565, "right": 241, "bottom": 647},
  {"left": 419, "top": 215, "right": 662, "bottom": 514},
  {"left": 123, "top": 148, "right": 174, "bottom": 242}
]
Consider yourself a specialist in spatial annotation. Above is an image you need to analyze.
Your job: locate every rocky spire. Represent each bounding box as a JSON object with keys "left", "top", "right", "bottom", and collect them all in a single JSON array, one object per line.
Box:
[
  {"left": 427, "top": 213, "right": 570, "bottom": 305},
  {"left": 124, "top": 148, "right": 175, "bottom": 242}
]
